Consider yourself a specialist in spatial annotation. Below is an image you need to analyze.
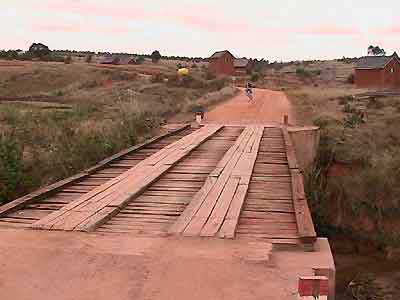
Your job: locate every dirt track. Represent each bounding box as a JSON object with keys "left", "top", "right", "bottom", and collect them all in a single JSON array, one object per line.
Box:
[
  {"left": 0, "top": 229, "right": 317, "bottom": 300},
  {"left": 204, "top": 88, "right": 295, "bottom": 125}
]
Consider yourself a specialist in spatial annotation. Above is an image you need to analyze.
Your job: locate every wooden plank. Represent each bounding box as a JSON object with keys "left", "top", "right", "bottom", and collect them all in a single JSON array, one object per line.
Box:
[
  {"left": 0, "top": 124, "right": 191, "bottom": 218},
  {"left": 213, "top": 126, "right": 264, "bottom": 239},
  {"left": 75, "top": 206, "right": 119, "bottom": 232},
  {"left": 32, "top": 125, "right": 222, "bottom": 231},
  {"left": 291, "top": 171, "right": 316, "bottom": 241},
  {"left": 168, "top": 176, "right": 217, "bottom": 234},
  {"left": 282, "top": 127, "right": 299, "bottom": 169},
  {"left": 200, "top": 177, "right": 240, "bottom": 237},
  {"left": 182, "top": 127, "right": 256, "bottom": 236}
]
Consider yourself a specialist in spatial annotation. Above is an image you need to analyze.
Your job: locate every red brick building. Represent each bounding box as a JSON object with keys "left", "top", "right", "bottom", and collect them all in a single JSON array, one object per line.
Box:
[
  {"left": 355, "top": 52, "right": 400, "bottom": 89},
  {"left": 234, "top": 58, "right": 254, "bottom": 75},
  {"left": 208, "top": 50, "right": 235, "bottom": 76}
]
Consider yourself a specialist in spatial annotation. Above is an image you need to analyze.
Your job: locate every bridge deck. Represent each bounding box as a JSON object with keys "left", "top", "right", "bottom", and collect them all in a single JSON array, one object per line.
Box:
[{"left": 0, "top": 124, "right": 316, "bottom": 246}]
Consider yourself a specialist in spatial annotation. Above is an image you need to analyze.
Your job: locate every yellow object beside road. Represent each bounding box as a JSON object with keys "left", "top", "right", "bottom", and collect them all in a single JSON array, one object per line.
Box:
[{"left": 178, "top": 68, "right": 189, "bottom": 76}]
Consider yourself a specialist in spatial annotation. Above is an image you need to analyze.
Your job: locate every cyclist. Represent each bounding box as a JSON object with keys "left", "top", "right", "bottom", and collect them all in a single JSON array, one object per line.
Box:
[{"left": 245, "top": 82, "right": 253, "bottom": 101}]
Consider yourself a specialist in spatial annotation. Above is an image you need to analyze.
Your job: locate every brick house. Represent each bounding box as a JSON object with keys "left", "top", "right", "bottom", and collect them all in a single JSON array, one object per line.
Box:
[
  {"left": 234, "top": 58, "right": 254, "bottom": 75},
  {"left": 355, "top": 52, "right": 400, "bottom": 89},
  {"left": 208, "top": 50, "right": 235, "bottom": 76}
]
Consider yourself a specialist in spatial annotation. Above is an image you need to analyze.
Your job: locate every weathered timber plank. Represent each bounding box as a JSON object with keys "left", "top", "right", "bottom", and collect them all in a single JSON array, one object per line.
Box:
[
  {"left": 215, "top": 126, "right": 264, "bottom": 239},
  {"left": 168, "top": 176, "right": 217, "bottom": 234},
  {"left": 282, "top": 127, "right": 299, "bottom": 169},
  {"left": 200, "top": 177, "right": 240, "bottom": 237},
  {"left": 290, "top": 170, "right": 316, "bottom": 241},
  {"left": 182, "top": 127, "right": 256, "bottom": 236},
  {"left": 32, "top": 125, "right": 222, "bottom": 231},
  {"left": 0, "top": 124, "right": 191, "bottom": 218}
]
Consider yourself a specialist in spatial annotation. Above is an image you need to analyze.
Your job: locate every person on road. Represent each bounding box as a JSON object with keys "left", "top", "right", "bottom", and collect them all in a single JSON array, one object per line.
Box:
[{"left": 245, "top": 82, "right": 253, "bottom": 102}]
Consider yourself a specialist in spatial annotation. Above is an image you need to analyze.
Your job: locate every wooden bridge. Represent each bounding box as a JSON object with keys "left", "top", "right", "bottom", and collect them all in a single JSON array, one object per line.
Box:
[{"left": 0, "top": 124, "right": 316, "bottom": 246}]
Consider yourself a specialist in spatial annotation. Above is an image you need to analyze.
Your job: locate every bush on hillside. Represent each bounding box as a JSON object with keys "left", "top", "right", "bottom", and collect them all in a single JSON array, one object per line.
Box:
[
  {"left": 367, "top": 97, "right": 385, "bottom": 109},
  {"left": 64, "top": 55, "right": 72, "bottom": 64},
  {"left": 85, "top": 54, "right": 93, "bottom": 63},
  {"left": 150, "top": 73, "right": 164, "bottom": 83},
  {"left": 250, "top": 73, "right": 260, "bottom": 82}
]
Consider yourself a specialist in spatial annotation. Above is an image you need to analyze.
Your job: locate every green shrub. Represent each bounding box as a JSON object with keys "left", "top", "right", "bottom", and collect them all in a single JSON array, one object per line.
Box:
[
  {"left": 313, "top": 116, "right": 341, "bottom": 129},
  {"left": 296, "top": 68, "right": 312, "bottom": 77},
  {"left": 206, "top": 78, "right": 227, "bottom": 91},
  {"left": 181, "top": 75, "right": 204, "bottom": 89},
  {"left": 110, "top": 71, "right": 137, "bottom": 81},
  {"left": 85, "top": 54, "right": 93, "bottom": 63},
  {"left": 250, "top": 73, "right": 260, "bottom": 82},
  {"left": 0, "top": 134, "right": 25, "bottom": 203},
  {"left": 64, "top": 55, "right": 72, "bottom": 64},
  {"left": 344, "top": 112, "right": 365, "bottom": 128},
  {"left": 338, "top": 95, "right": 354, "bottom": 105},
  {"left": 136, "top": 56, "right": 145, "bottom": 64},
  {"left": 343, "top": 103, "right": 356, "bottom": 113}
]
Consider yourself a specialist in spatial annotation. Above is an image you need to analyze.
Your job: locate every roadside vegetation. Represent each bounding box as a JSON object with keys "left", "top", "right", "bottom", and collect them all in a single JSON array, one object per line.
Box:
[
  {"left": 288, "top": 87, "right": 400, "bottom": 254},
  {"left": 0, "top": 60, "right": 234, "bottom": 204}
]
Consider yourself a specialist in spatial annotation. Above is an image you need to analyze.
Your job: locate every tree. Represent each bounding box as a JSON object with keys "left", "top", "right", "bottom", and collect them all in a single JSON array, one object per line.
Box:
[
  {"left": 136, "top": 56, "right": 145, "bottom": 64},
  {"left": 29, "top": 43, "right": 51, "bottom": 57},
  {"left": 85, "top": 54, "right": 93, "bottom": 63},
  {"left": 64, "top": 55, "right": 72, "bottom": 64},
  {"left": 151, "top": 50, "right": 161, "bottom": 63},
  {"left": 368, "top": 45, "right": 386, "bottom": 56}
]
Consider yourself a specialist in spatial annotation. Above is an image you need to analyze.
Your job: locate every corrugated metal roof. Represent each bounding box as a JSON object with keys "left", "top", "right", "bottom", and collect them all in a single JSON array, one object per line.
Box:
[
  {"left": 117, "top": 56, "right": 134, "bottom": 65},
  {"left": 100, "top": 56, "right": 116, "bottom": 64},
  {"left": 209, "top": 50, "right": 235, "bottom": 59},
  {"left": 356, "top": 52, "right": 399, "bottom": 69},
  {"left": 234, "top": 58, "right": 249, "bottom": 68}
]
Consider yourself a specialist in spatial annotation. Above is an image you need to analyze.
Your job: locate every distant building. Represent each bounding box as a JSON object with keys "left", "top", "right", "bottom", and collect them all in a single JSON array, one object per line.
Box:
[
  {"left": 355, "top": 52, "right": 400, "bottom": 89},
  {"left": 208, "top": 50, "right": 235, "bottom": 76},
  {"left": 100, "top": 55, "right": 135, "bottom": 65},
  {"left": 234, "top": 58, "right": 254, "bottom": 75}
]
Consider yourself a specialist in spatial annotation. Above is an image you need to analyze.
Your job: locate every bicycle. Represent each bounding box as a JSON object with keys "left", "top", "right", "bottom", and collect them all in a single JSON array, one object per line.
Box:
[{"left": 246, "top": 88, "right": 253, "bottom": 101}]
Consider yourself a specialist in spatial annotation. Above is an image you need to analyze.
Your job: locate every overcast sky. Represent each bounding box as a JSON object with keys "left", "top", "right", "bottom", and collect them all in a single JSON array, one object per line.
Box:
[{"left": 1, "top": 0, "right": 399, "bottom": 61}]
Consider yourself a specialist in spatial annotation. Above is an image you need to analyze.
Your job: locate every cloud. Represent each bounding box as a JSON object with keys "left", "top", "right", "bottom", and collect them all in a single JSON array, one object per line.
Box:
[
  {"left": 373, "top": 25, "right": 400, "bottom": 35},
  {"left": 298, "top": 25, "right": 361, "bottom": 36},
  {"left": 32, "top": 23, "right": 131, "bottom": 34},
  {"left": 44, "top": 1, "right": 251, "bottom": 33}
]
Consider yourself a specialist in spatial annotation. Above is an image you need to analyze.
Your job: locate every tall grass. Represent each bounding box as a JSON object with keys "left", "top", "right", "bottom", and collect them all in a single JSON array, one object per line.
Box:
[
  {"left": 303, "top": 96, "right": 400, "bottom": 251},
  {"left": 0, "top": 66, "right": 234, "bottom": 204},
  {"left": 0, "top": 99, "right": 157, "bottom": 204}
]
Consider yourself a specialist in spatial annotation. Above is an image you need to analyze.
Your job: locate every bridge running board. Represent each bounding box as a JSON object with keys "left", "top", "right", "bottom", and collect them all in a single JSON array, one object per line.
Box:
[
  {"left": 1, "top": 124, "right": 316, "bottom": 246},
  {"left": 31, "top": 125, "right": 223, "bottom": 231}
]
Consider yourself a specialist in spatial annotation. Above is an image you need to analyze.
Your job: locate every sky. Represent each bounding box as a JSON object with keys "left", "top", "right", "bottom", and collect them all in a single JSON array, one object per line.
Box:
[{"left": 1, "top": 0, "right": 399, "bottom": 61}]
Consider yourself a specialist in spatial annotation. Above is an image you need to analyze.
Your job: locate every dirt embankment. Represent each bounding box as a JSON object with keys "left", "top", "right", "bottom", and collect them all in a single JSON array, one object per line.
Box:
[{"left": 289, "top": 85, "right": 400, "bottom": 299}]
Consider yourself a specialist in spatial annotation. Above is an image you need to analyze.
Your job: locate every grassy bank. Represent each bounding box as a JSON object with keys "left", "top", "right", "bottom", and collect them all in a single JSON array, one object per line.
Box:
[
  {"left": 288, "top": 87, "right": 400, "bottom": 253},
  {"left": 0, "top": 61, "right": 235, "bottom": 204}
]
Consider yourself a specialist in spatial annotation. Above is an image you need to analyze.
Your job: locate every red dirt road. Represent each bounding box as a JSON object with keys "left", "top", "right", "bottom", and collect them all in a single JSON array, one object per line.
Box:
[
  {"left": 204, "top": 88, "right": 295, "bottom": 125},
  {"left": 0, "top": 229, "right": 321, "bottom": 300}
]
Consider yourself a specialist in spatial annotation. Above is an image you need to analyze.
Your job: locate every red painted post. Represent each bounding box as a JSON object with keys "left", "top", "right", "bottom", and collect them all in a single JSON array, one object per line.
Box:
[{"left": 298, "top": 276, "right": 329, "bottom": 299}]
